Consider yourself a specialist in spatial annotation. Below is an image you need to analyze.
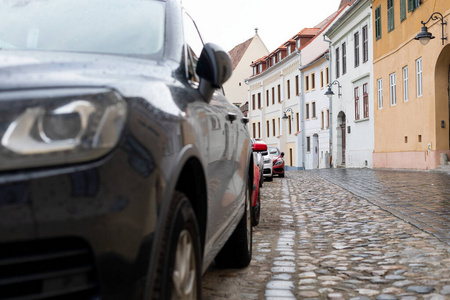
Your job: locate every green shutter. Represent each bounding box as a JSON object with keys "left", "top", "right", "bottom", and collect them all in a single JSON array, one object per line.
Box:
[
  {"left": 375, "top": 6, "right": 382, "bottom": 40},
  {"left": 400, "top": 0, "right": 406, "bottom": 21},
  {"left": 387, "top": 0, "right": 394, "bottom": 32}
]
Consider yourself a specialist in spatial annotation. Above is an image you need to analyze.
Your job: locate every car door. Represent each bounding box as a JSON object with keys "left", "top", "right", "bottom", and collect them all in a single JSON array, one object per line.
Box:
[{"left": 182, "top": 12, "right": 240, "bottom": 254}]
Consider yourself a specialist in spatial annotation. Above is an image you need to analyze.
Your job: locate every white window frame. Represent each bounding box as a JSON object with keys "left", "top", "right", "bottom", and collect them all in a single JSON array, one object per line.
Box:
[
  {"left": 390, "top": 73, "right": 396, "bottom": 106},
  {"left": 416, "top": 57, "right": 423, "bottom": 98},
  {"left": 377, "top": 78, "right": 383, "bottom": 109},
  {"left": 403, "top": 66, "right": 409, "bottom": 102}
]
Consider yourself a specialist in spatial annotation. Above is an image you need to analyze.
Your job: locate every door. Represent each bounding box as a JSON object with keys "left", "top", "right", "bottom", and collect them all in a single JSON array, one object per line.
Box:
[
  {"left": 340, "top": 114, "right": 346, "bottom": 165},
  {"left": 313, "top": 134, "right": 319, "bottom": 168}
]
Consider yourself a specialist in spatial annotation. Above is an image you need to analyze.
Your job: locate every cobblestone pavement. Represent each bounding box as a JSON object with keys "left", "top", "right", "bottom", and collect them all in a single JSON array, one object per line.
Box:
[
  {"left": 201, "top": 170, "right": 450, "bottom": 299},
  {"left": 311, "top": 169, "right": 450, "bottom": 246}
]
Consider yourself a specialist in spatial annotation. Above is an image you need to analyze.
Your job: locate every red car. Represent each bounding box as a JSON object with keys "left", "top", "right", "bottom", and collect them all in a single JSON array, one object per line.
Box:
[
  {"left": 268, "top": 146, "right": 285, "bottom": 177},
  {"left": 251, "top": 141, "right": 267, "bottom": 226}
]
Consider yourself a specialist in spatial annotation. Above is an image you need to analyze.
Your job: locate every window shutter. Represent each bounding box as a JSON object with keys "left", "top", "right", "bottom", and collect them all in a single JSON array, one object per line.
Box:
[{"left": 400, "top": 0, "right": 406, "bottom": 21}]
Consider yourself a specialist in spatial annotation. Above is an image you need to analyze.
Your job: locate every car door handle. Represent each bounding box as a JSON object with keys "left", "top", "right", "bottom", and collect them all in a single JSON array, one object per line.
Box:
[{"left": 227, "top": 112, "right": 237, "bottom": 123}]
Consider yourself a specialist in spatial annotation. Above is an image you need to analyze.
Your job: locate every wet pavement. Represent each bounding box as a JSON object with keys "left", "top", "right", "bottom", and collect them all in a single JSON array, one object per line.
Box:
[
  {"left": 311, "top": 169, "right": 450, "bottom": 246},
  {"left": 201, "top": 169, "right": 450, "bottom": 299}
]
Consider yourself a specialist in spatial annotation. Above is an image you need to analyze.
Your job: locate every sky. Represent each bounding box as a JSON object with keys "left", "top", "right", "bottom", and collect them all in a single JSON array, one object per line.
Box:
[{"left": 181, "top": 0, "right": 343, "bottom": 52}]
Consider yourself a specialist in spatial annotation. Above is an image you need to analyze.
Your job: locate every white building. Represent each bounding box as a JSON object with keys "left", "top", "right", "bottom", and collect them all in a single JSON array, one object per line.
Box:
[
  {"left": 224, "top": 31, "right": 269, "bottom": 107},
  {"left": 324, "top": 0, "right": 374, "bottom": 168},
  {"left": 247, "top": 4, "right": 351, "bottom": 170}
]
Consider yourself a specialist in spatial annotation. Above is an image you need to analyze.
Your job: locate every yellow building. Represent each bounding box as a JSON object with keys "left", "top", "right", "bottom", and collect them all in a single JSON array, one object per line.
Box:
[{"left": 372, "top": 0, "right": 450, "bottom": 169}]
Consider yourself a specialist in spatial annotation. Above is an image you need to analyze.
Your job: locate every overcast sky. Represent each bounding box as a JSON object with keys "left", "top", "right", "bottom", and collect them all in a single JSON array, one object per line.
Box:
[{"left": 181, "top": 0, "right": 343, "bottom": 52}]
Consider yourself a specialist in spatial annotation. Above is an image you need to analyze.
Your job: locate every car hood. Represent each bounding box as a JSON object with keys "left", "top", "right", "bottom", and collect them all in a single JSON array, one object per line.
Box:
[
  {"left": 0, "top": 50, "right": 184, "bottom": 116},
  {"left": 0, "top": 51, "right": 176, "bottom": 89}
]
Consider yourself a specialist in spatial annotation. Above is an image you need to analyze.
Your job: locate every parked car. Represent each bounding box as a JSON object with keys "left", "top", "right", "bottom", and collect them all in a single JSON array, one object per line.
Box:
[
  {"left": 252, "top": 140, "right": 268, "bottom": 187},
  {"left": 263, "top": 153, "right": 274, "bottom": 181},
  {"left": 0, "top": 0, "right": 254, "bottom": 299},
  {"left": 268, "top": 146, "right": 285, "bottom": 177},
  {"left": 251, "top": 157, "right": 261, "bottom": 226}
]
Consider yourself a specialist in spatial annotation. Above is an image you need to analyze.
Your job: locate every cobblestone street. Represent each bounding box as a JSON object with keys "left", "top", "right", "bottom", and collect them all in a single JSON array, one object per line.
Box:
[{"left": 201, "top": 170, "right": 450, "bottom": 299}]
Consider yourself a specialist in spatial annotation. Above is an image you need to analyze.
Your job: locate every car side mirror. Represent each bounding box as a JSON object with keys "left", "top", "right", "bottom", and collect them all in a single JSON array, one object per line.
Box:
[
  {"left": 196, "top": 43, "right": 232, "bottom": 102},
  {"left": 281, "top": 152, "right": 285, "bottom": 157}
]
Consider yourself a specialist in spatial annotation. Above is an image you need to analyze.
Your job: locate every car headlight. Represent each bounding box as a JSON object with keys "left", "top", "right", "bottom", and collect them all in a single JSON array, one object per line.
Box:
[
  {"left": 274, "top": 159, "right": 284, "bottom": 166},
  {"left": 0, "top": 88, "right": 127, "bottom": 171}
]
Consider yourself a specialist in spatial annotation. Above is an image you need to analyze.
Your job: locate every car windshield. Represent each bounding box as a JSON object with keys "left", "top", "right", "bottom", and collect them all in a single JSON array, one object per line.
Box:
[
  {"left": 0, "top": 0, "right": 165, "bottom": 58},
  {"left": 268, "top": 147, "right": 279, "bottom": 156}
]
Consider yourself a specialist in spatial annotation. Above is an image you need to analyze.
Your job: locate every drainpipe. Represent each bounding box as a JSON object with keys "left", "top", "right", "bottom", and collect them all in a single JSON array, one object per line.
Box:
[
  {"left": 297, "top": 50, "right": 306, "bottom": 170},
  {"left": 323, "top": 35, "right": 333, "bottom": 167}
]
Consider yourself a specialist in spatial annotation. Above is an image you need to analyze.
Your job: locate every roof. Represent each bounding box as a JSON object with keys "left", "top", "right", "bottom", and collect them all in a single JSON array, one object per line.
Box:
[{"left": 228, "top": 36, "right": 253, "bottom": 70}]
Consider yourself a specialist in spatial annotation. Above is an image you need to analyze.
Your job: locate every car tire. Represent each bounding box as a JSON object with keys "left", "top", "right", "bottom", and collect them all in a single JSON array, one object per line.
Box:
[
  {"left": 215, "top": 181, "right": 252, "bottom": 268},
  {"left": 251, "top": 189, "right": 260, "bottom": 227},
  {"left": 153, "top": 191, "right": 202, "bottom": 300},
  {"left": 267, "top": 175, "right": 273, "bottom": 181},
  {"left": 280, "top": 173, "right": 285, "bottom": 178}
]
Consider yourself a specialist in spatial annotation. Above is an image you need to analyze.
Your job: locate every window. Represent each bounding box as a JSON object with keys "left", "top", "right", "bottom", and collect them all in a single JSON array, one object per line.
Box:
[
  {"left": 363, "top": 83, "right": 369, "bottom": 118},
  {"left": 390, "top": 72, "right": 396, "bottom": 106},
  {"left": 267, "top": 59, "right": 270, "bottom": 68},
  {"left": 272, "top": 87, "right": 275, "bottom": 104},
  {"left": 416, "top": 57, "right": 422, "bottom": 97},
  {"left": 377, "top": 78, "right": 383, "bottom": 109},
  {"left": 258, "top": 93, "right": 261, "bottom": 108},
  {"left": 400, "top": 0, "right": 406, "bottom": 21},
  {"left": 408, "top": 0, "right": 419, "bottom": 12},
  {"left": 362, "top": 26, "right": 368, "bottom": 63},
  {"left": 288, "top": 115, "right": 292, "bottom": 134},
  {"left": 321, "top": 111, "right": 324, "bottom": 129},
  {"left": 306, "top": 136, "right": 311, "bottom": 152},
  {"left": 306, "top": 103, "right": 310, "bottom": 119},
  {"left": 266, "top": 90, "right": 269, "bottom": 106},
  {"left": 354, "top": 32, "right": 360, "bottom": 67},
  {"left": 312, "top": 102, "right": 316, "bottom": 118},
  {"left": 258, "top": 122, "right": 261, "bottom": 138},
  {"left": 277, "top": 84, "right": 281, "bottom": 102},
  {"left": 342, "top": 42, "right": 347, "bottom": 74},
  {"left": 267, "top": 120, "right": 270, "bottom": 137},
  {"left": 252, "top": 123, "right": 256, "bottom": 138},
  {"left": 287, "top": 80, "right": 291, "bottom": 99},
  {"left": 355, "top": 87, "right": 360, "bottom": 120},
  {"left": 278, "top": 118, "right": 280, "bottom": 135},
  {"left": 296, "top": 112, "right": 299, "bottom": 131},
  {"left": 387, "top": 0, "right": 395, "bottom": 32},
  {"left": 336, "top": 47, "right": 340, "bottom": 78},
  {"left": 311, "top": 73, "right": 316, "bottom": 90},
  {"left": 305, "top": 75, "right": 310, "bottom": 91},
  {"left": 258, "top": 64, "right": 262, "bottom": 73},
  {"left": 326, "top": 109, "right": 330, "bottom": 128},
  {"left": 295, "top": 75, "right": 299, "bottom": 95},
  {"left": 320, "top": 70, "right": 324, "bottom": 88},
  {"left": 325, "top": 67, "right": 329, "bottom": 85},
  {"left": 403, "top": 66, "right": 409, "bottom": 102},
  {"left": 272, "top": 119, "right": 276, "bottom": 136},
  {"left": 252, "top": 94, "right": 255, "bottom": 110},
  {"left": 375, "top": 6, "right": 382, "bottom": 40}
]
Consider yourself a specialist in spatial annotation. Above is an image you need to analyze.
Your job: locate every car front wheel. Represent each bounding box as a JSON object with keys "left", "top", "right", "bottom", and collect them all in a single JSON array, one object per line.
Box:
[{"left": 153, "top": 191, "right": 202, "bottom": 300}]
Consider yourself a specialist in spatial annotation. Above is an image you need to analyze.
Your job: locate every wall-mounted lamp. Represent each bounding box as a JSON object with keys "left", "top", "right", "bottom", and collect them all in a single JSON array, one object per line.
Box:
[
  {"left": 414, "top": 12, "right": 447, "bottom": 45},
  {"left": 324, "top": 80, "right": 342, "bottom": 99},
  {"left": 282, "top": 108, "right": 294, "bottom": 121}
]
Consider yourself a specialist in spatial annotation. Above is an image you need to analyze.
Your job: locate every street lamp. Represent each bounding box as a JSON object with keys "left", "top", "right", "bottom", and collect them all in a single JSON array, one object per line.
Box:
[
  {"left": 414, "top": 12, "right": 447, "bottom": 45},
  {"left": 282, "top": 108, "right": 294, "bottom": 120},
  {"left": 324, "top": 80, "right": 342, "bottom": 99}
]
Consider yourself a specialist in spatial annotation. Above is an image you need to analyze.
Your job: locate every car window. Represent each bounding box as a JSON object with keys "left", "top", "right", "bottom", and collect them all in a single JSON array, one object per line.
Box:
[
  {"left": 268, "top": 147, "right": 279, "bottom": 155},
  {"left": 183, "top": 11, "right": 204, "bottom": 84},
  {"left": 0, "top": 0, "right": 165, "bottom": 58}
]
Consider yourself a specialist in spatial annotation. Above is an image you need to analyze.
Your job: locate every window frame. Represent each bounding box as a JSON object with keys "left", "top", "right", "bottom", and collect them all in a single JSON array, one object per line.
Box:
[
  {"left": 390, "top": 72, "right": 397, "bottom": 106},
  {"left": 336, "top": 47, "right": 340, "bottom": 78},
  {"left": 403, "top": 66, "right": 409, "bottom": 102},
  {"left": 377, "top": 78, "right": 383, "bottom": 109},
  {"left": 416, "top": 57, "right": 423, "bottom": 98},
  {"left": 342, "top": 42, "right": 347, "bottom": 75},
  {"left": 363, "top": 83, "right": 369, "bottom": 118},
  {"left": 375, "top": 6, "right": 382, "bottom": 40},
  {"left": 355, "top": 86, "right": 360, "bottom": 120},
  {"left": 387, "top": 0, "right": 395, "bottom": 32},
  {"left": 354, "top": 31, "right": 360, "bottom": 68},
  {"left": 362, "top": 25, "right": 369, "bottom": 63}
]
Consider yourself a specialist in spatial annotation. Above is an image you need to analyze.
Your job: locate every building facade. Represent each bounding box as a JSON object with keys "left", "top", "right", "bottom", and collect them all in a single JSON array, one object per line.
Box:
[
  {"left": 224, "top": 32, "right": 269, "bottom": 107},
  {"left": 372, "top": 0, "right": 450, "bottom": 169},
  {"left": 325, "top": 0, "right": 374, "bottom": 168},
  {"left": 247, "top": 5, "right": 351, "bottom": 169}
]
